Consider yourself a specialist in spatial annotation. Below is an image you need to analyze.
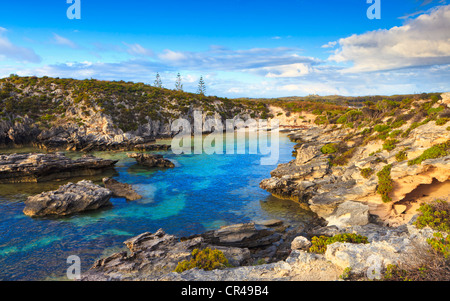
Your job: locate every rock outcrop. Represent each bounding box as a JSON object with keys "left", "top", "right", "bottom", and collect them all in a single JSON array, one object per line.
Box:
[
  {"left": 127, "top": 153, "right": 175, "bottom": 168},
  {"left": 102, "top": 177, "right": 142, "bottom": 201},
  {"left": 81, "top": 218, "right": 443, "bottom": 281},
  {"left": 23, "top": 180, "right": 113, "bottom": 217},
  {"left": 155, "top": 221, "right": 443, "bottom": 281},
  {"left": 81, "top": 221, "right": 290, "bottom": 281},
  {"left": 0, "top": 153, "right": 118, "bottom": 183},
  {"left": 260, "top": 109, "right": 450, "bottom": 227}
]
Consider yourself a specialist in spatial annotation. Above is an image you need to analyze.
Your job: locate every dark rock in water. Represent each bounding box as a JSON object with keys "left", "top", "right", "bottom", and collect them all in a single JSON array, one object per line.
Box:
[
  {"left": 200, "top": 223, "right": 282, "bottom": 249},
  {"left": 0, "top": 153, "right": 118, "bottom": 184},
  {"left": 102, "top": 177, "right": 142, "bottom": 201},
  {"left": 133, "top": 143, "right": 171, "bottom": 151},
  {"left": 23, "top": 180, "right": 113, "bottom": 217},
  {"left": 127, "top": 153, "right": 175, "bottom": 168}
]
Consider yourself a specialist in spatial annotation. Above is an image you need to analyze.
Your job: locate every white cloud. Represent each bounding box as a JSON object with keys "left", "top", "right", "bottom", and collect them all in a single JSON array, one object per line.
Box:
[
  {"left": 321, "top": 41, "right": 337, "bottom": 49},
  {"left": 53, "top": 33, "right": 79, "bottom": 49},
  {"left": 330, "top": 5, "right": 450, "bottom": 72},
  {"left": 264, "top": 63, "right": 312, "bottom": 78},
  {"left": 158, "top": 49, "right": 187, "bottom": 61},
  {"left": 124, "top": 43, "right": 154, "bottom": 57},
  {"left": 0, "top": 28, "right": 41, "bottom": 63}
]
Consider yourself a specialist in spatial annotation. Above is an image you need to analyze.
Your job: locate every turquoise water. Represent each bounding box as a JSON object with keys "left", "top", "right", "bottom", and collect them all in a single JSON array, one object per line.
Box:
[{"left": 0, "top": 133, "right": 314, "bottom": 280}]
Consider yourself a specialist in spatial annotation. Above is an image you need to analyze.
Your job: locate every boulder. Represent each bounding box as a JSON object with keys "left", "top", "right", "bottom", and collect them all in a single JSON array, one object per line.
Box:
[
  {"left": 102, "top": 177, "right": 142, "bottom": 201},
  {"left": 201, "top": 223, "right": 282, "bottom": 249},
  {"left": 127, "top": 153, "right": 175, "bottom": 168},
  {"left": 291, "top": 236, "right": 312, "bottom": 251},
  {"left": 23, "top": 180, "right": 113, "bottom": 217},
  {"left": 325, "top": 201, "right": 370, "bottom": 228}
]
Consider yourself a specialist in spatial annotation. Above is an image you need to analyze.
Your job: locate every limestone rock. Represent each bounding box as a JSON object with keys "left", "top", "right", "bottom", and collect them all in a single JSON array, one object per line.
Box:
[
  {"left": 0, "top": 153, "right": 117, "bottom": 184},
  {"left": 23, "top": 180, "right": 113, "bottom": 217},
  {"left": 201, "top": 223, "right": 282, "bottom": 249},
  {"left": 325, "top": 201, "right": 370, "bottom": 228},
  {"left": 291, "top": 236, "right": 312, "bottom": 251},
  {"left": 102, "top": 177, "right": 142, "bottom": 201},
  {"left": 127, "top": 153, "right": 175, "bottom": 168},
  {"left": 295, "top": 144, "right": 321, "bottom": 165}
]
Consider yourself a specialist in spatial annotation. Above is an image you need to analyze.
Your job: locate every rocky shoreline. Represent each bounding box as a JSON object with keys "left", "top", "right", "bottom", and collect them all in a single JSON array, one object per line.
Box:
[
  {"left": 0, "top": 152, "right": 118, "bottom": 184},
  {"left": 1, "top": 83, "right": 449, "bottom": 281}
]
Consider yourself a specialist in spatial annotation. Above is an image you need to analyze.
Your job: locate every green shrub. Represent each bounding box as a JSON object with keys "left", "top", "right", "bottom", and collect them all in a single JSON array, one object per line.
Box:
[
  {"left": 413, "top": 200, "right": 450, "bottom": 232},
  {"left": 174, "top": 248, "right": 230, "bottom": 273},
  {"left": 377, "top": 164, "right": 393, "bottom": 203},
  {"left": 309, "top": 233, "right": 369, "bottom": 254},
  {"left": 436, "top": 118, "right": 449, "bottom": 126},
  {"left": 427, "top": 232, "right": 450, "bottom": 259},
  {"left": 374, "top": 124, "right": 391, "bottom": 133},
  {"left": 321, "top": 143, "right": 338, "bottom": 154},
  {"left": 408, "top": 140, "right": 450, "bottom": 166},
  {"left": 383, "top": 139, "right": 398, "bottom": 151},
  {"left": 391, "top": 120, "right": 406, "bottom": 129},
  {"left": 395, "top": 150, "right": 408, "bottom": 162},
  {"left": 389, "top": 129, "right": 403, "bottom": 138},
  {"left": 360, "top": 167, "right": 374, "bottom": 179}
]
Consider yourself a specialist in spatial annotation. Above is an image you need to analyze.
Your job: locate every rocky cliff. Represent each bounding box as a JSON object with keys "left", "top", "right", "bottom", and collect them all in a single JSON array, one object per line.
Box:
[{"left": 0, "top": 76, "right": 270, "bottom": 150}]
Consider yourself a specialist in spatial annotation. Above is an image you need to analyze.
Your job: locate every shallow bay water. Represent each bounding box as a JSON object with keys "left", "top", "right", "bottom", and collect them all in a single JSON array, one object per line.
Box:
[{"left": 0, "top": 133, "right": 315, "bottom": 280}]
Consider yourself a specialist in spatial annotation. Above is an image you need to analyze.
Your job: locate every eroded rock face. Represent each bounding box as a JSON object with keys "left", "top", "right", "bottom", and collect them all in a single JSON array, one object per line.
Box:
[
  {"left": 102, "top": 177, "right": 142, "bottom": 201},
  {"left": 23, "top": 180, "right": 113, "bottom": 217},
  {"left": 127, "top": 153, "right": 175, "bottom": 168},
  {"left": 0, "top": 153, "right": 118, "bottom": 183}
]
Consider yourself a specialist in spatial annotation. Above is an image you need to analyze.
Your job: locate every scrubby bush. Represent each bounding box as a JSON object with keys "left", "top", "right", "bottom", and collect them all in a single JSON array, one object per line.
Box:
[
  {"left": 377, "top": 164, "right": 393, "bottom": 203},
  {"left": 321, "top": 143, "right": 338, "bottom": 154},
  {"left": 309, "top": 233, "right": 369, "bottom": 254},
  {"left": 436, "top": 118, "right": 449, "bottom": 126},
  {"left": 174, "top": 248, "right": 230, "bottom": 273},
  {"left": 413, "top": 199, "right": 450, "bottom": 232},
  {"left": 395, "top": 149, "right": 408, "bottom": 162},
  {"left": 374, "top": 124, "right": 391, "bottom": 133},
  {"left": 360, "top": 167, "right": 374, "bottom": 179},
  {"left": 383, "top": 139, "right": 398, "bottom": 151},
  {"left": 408, "top": 140, "right": 450, "bottom": 166}
]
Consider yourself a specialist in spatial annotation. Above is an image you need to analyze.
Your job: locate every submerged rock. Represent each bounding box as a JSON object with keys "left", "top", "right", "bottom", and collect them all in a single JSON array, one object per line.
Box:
[
  {"left": 127, "top": 153, "right": 175, "bottom": 168},
  {"left": 102, "top": 177, "right": 142, "bottom": 201},
  {"left": 23, "top": 180, "right": 113, "bottom": 217},
  {"left": 0, "top": 153, "right": 118, "bottom": 184}
]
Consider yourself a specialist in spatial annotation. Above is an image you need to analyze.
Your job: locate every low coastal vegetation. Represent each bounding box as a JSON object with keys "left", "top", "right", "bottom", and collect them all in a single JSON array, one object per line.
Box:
[
  {"left": 407, "top": 140, "right": 450, "bottom": 166},
  {"left": 174, "top": 248, "right": 231, "bottom": 273},
  {"left": 308, "top": 233, "right": 369, "bottom": 254},
  {"left": 376, "top": 164, "right": 393, "bottom": 203}
]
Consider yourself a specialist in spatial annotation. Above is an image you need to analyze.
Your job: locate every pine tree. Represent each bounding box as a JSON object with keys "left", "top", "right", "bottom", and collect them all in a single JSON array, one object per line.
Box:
[
  {"left": 154, "top": 72, "right": 163, "bottom": 88},
  {"left": 175, "top": 73, "right": 183, "bottom": 91},
  {"left": 197, "top": 76, "right": 206, "bottom": 95}
]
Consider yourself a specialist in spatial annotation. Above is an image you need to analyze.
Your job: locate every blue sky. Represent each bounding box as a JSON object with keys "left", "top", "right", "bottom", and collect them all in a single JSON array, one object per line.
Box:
[{"left": 0, "top": 0, "right": 449, "bottom": 97}]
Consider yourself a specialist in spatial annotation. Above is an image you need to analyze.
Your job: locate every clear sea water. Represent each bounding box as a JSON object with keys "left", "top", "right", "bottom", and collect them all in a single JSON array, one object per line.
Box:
[{"left": 0, "top": 132, "right": 315, "bottom": 280}]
